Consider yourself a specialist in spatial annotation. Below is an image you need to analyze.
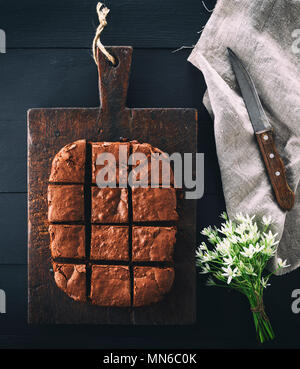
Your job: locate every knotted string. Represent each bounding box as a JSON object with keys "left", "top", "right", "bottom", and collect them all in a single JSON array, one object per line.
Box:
[
  {"left": 250, "top": 292, "right": 269, "bottom": 321},
  {"left": 92, "top": 2, "right": 116, "bottom": 65}
]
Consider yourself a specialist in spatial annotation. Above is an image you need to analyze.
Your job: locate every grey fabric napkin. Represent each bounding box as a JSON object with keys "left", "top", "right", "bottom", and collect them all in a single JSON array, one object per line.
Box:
[{"left": 188, "top": 0, "right": 300, "bottom": 274}]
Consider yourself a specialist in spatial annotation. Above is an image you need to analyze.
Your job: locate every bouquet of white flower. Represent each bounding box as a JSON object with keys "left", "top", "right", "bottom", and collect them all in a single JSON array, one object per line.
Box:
[{"left": 196, "top": 212, "right": 290, "bottom": 343}]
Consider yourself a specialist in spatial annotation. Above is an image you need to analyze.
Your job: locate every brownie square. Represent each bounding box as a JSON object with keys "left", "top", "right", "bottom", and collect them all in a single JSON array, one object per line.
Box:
[
  {"left": 53, "top": 263, "right": 86, "bottom": 302},
  {"left": 131, "top": 142, "right": 174, "bottom": 186},
  {"left": 132, "top": 187, "right": 178, "bottom": 222},
  {"left": 90, "top": 265, "right": 131, "bottom": 306},
  {"left": 92, "top": 142, "right": 129, "bottom": 185},
  {"left": 49, "top": 224, "right": 85, "bottom": 259},
  {"left": 91, "top": 225, "right": 129, "bottom": 261},
  {"left": 49, "top": 140, "right": 86, "bottom": 183},
  {"left": 133, "top": 266, "right": 175, "bottom": 307},
  {"left": 132, "top": 226, "right": 176, "bottom": 262},
  {"left": 91, "top": 187, "right": 128, "bottom": 223},
  {"left": 48, "top": 185, "right": 84, "bottom": 222}
]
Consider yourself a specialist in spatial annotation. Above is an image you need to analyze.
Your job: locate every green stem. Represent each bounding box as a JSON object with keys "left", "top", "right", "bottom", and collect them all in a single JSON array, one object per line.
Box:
[{"left": 248, "top": 293, "right": 275, "bottom": 343}]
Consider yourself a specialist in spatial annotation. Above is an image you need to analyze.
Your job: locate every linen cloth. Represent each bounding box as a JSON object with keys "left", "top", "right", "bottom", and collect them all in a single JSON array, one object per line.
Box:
[{"left": 189, "top": 0, "right": 300, "bottom": 274}]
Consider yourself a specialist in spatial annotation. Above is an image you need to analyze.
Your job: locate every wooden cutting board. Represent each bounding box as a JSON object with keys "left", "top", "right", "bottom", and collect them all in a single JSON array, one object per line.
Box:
[{"left": 28, "top": 47, "right": 197, "bottom": 324}]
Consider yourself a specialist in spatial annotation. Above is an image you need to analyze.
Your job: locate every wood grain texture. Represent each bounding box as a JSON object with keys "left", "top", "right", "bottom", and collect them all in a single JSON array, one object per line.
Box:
[
  {"left": 0, "top": 194, "right": 27, "bottom": 264},
  {"left": 28, "top": 47, "right": 197, "bottom": 324},
  {"left": 256, "top": 131, "right": 295, "bottom": 211},
  {"left": 1, "top": 0, "right": 217, "bottom": 48}
]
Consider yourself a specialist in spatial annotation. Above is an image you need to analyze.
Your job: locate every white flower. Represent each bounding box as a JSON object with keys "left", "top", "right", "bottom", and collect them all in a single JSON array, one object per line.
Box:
[
  {"left": 199, "top": 242, "right": 208, "bottom": 251},
  {"left": 235, "top": 222, "right": 248, "bottom": 235},
  {"left": 201, "top": 227, "right": 212, "bottom": 237},
  {"left": 220, "top": 212, "right": 228, "bottom": 220},
  {"left": 240, "top": 244, "right": 256, "bottom": 258},
  {"left": 206, "top": 277, "right": 216, "bottom": 286},
  {"left": 219, "top": 220, "right": 233, "bottom": 236},
  {"left": 263, "top": 231, "right": 279, "bottom": 247},
  {"left": 195, "top": 247, "right": 203, "bottom": 258},
  {"left": 229, "top": 234, "right": 239, "bottom": 244},
  {"left": 262, "top": 215, "right": 273, "bottom": 227},
  {"left": 262, "top": 245, "right": 276, "bottom": 257},
  {"left": 211, "top": 250, "right": 219, "bottom": 259},
  {"left": 235, "top": 212, "right": 246, "bottom": 223},
  {"left": 216, "top": 239, "right": 231, "bottom": 255},
  {"left": 235, "top": 213, "right": 255, "bottom": 224},
  {"left": 253, "top": 243, "right": 264, "bottom": 253},
  {"left": 221, "top": 266, "right": 239, "bottom": 284},
  {"left": 238, "top": 260, "right": 245, "bottom": 268},
  {"left": 223, "top": 254, "right": 234, "bottom": 265},
  {"left": 277, "top": 258, "right": 290, "bottom": 269},
  {"left": 243, "top": 264, "right": 257, "bottom": 276},
  {"left": 208, "top": 232, "right": 218, "bottom": 243},
  {"left": 201, "top": 252, "right": 213, "bottom": 262},
  {"left": 200, "top": 264, "right": 211, "bottom": 274},
  {"left": 261, "top": 277, "right": 271, "bottom": 289}
]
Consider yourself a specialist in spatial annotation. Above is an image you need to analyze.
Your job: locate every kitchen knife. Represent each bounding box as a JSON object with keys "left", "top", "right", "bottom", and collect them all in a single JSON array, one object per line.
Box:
[{"left": 228, "top": 48, "right": 295, "bottom": 211}]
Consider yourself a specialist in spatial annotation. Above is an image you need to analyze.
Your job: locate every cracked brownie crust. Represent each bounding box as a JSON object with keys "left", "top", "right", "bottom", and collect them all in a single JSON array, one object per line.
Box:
[
  {"left": 48, "top": 140, "right": 178, "bottom": 307},
  {"left": 90, "top": 265, "right": 131, "bottom": 307},
  {"left": 53, "top": 263, "right": 86, "bottom": 302},
  {"left": 49, "top": 224, "right": 85, "bottom": 259},
  {"left": 91, "top": 225, "right": 129, "bottom": 261},
  {"left": 133, "top": 266, "right": 175, "bottom": 307},
  {"left": 132, "top": 226, "right": 176, "bottom": 262}
]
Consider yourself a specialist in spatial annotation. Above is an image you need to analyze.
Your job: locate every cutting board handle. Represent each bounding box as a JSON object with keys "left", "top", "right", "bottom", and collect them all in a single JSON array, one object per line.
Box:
[{"left": 97, "top": 46, "right": 133, "bottom": 112}]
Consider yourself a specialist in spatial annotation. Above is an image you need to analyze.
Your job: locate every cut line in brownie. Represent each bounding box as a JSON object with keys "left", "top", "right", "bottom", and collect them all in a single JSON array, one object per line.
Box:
[{"left": 48, "top": 140, "right": 178, "bottom": 307}]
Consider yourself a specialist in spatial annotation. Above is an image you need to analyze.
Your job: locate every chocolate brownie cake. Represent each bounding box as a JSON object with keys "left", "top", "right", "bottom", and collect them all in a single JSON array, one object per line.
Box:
[
  {"left": 91, "top": 187, "right": 128, "bottom": 223},
  {"left": 132, "top": 226, "right": 176, "bottom": 262},
  {"left": 91, "top": 225, "right": 129, "bottom": 261},
  {"left": 133, "top": 267, "right": 175, "bottom": 307},
  {"left": 131, "top": 142, "right": 174, "bottom": 185},
  {"left": 90, "top": 265, "right": 131, "bottom": 306},
  {"left": 92, "top": 142, "right": 129, "bottom": 185},
  {"left": 53, "top": 263, "right": 86, "bottom": 302},
  {"left": 49, "top": 224, "right": 85, "bottom": 259},
  {"left": 49, "top": 139, "right": 86, "bottom": 183},
  {"left": 48, "top": 184, "right": 84, "bottom": 222},
  {"left": 132, "top": 187, "right": 178, "bottom": 222},
  {"left": 48, "top": 140, "right": 178, "bottom": 307}
]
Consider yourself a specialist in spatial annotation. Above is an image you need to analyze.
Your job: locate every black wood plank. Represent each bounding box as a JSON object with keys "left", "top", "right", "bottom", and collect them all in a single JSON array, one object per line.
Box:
[
  {"left": 0, "top": 48, "right": 221, "bottom": 193},
  {"left": 0, "top": 49, "right": 209, "bottom": 121},
  {"left": 0, "top": 264, "right": 300, "bottom": 348},
  {"left": 0, "top": 194, "right": 26, "bottom": 264},
  {"left": 1, "top": 0, "right": 217, "bottom": 48},
  {"left": 0, "top": 265, "right": 27, "bottom": 333}
]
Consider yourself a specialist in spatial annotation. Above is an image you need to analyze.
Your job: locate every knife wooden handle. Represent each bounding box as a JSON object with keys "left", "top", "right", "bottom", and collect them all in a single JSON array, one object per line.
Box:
[{"left": 256, "top": 131, "right": 295, "bottom": 211}]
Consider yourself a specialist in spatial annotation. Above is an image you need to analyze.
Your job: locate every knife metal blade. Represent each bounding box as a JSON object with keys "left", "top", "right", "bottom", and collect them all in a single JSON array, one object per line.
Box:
[
  {"left": 227, "top": 48, "right": 295, "bottom": 211},
  {"left": 228, "top": 48, "right": 272, "bottom": 133}
]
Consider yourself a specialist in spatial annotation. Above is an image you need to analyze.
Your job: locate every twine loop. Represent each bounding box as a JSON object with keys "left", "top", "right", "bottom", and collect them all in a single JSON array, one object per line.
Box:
[
  {"left": 250, "top": 292, "right": 269, "bottom": 321},
  {"left": 92, "top": 2, "right": 116, "bottom": 65}
]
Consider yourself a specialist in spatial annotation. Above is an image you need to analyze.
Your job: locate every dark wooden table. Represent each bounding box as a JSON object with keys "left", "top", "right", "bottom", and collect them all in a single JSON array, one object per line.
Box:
[{"left": 0, "top": 0, "right": 299, "bottom": 349}]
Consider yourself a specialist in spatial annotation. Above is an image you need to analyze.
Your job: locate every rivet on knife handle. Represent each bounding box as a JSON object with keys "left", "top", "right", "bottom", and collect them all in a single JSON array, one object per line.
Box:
[{"left": 256, "top": 130, "right": 295, "bottom": 211}]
